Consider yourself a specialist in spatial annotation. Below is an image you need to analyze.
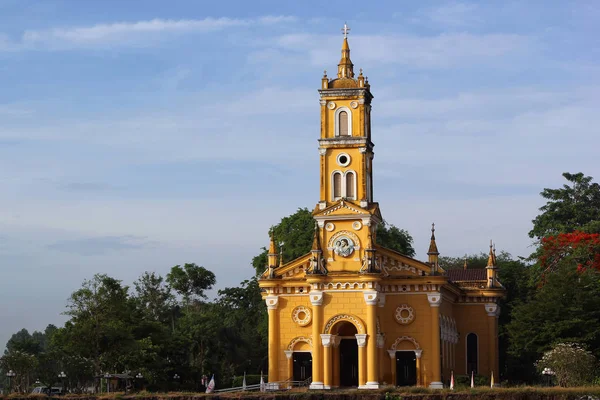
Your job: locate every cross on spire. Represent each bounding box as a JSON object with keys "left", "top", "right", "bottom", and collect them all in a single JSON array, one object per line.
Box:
[{"left": 341, "top": 23, "right": 350, "bottom": 38}]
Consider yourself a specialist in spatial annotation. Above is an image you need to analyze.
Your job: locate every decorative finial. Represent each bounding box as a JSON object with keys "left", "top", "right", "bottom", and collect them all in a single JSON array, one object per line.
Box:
[
  {"left": 463, "top": 255, "right": 468, "bottom": 270},
  {"left": 323, "top": 69, "right": 327, "bottom": 77},
  {"left": 342, "top": 22, "right": 350, "bottom": 38}
]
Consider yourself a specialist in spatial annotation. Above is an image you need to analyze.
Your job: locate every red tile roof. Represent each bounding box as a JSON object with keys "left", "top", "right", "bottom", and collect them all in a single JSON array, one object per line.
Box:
[{"left": 447, "top": 269, "right": 487, "bottom": 281}]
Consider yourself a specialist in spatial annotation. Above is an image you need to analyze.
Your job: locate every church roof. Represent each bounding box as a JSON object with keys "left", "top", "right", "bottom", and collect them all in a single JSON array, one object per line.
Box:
[{"left": 447, "top": 268, "right": 486, "bottom": 282}]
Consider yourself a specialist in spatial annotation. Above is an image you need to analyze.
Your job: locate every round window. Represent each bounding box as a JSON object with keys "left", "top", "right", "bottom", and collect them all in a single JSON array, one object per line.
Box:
[{"left": 337, "top": 153, "right": 351, "bottom": 167}]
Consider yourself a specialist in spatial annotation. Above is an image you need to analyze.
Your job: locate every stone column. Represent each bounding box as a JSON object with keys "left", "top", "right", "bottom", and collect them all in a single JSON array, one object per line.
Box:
[
  {"left": 486, "top": 303, "right": 500, "bottom": 385},
  {"left": 427, "top": 293, "right": 443, "bottom": 389},
  {"left": 387, "top": 350, "right": 396, "bottom": 386},
  {"left": 321, "top": 334, "right": 333, "bottom": 389},
  {"left": 356, "top": 334, "right": 367, "bottom": 388},
  {"left": 332, "top": 336, "right": 341, "bottom": 387},
  {"left": 415, "top": 349, "right": 422, "bottom": 387},
  {"left": 266, "top": 295, "right": 280, "bottom": 383},
  {"left": 284, "top": 350, "right": 293, "bottom": 387},
  {"left": 364, "top": 291, "right": 379, "bottom": 389},
  {"left": 309, "top": 291, "right": 324, "bottom": 389}
]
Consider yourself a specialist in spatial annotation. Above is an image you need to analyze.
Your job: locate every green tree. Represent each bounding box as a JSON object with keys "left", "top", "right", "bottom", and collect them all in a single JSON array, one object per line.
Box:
[
  {"left": 60, "top": 274, "right": 135, "bottom": 376},
  {"left": 133, "top": 271, "right": 175, "bottom": 324},
  {"left": 252, "top": 208, "right": 417, "bottom": 275},
  {"left": 507, "top": 265, "right": 600, "bottom": 380},
  {"left": 529, "top": 172, "right": 600, "bottom": 240},
  {"left": 375, "top": 222, "right": 415, "bottom": 257},
  {"left": 166, "top": 263, "right": 216, "bottom": 303}
]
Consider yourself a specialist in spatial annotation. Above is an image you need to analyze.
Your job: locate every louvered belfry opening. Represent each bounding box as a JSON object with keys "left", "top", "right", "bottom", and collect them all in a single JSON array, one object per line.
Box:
[
  {"left": 333, "top": 172, "right": 342, "bottom": 199},
  {"left": 346, "top": 172, "right": 355, "bottom": 199},
  {"left": 339, "top": 111, "right": 349, "bottom": 136}
]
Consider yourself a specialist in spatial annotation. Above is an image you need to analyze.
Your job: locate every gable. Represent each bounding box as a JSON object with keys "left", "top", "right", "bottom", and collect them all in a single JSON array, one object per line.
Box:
[{"left": 375, "top": 246, "right": 433, "bottom": 276}]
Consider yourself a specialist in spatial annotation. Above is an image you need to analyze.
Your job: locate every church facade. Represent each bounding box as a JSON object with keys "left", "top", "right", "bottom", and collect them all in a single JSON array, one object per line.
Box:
[{"left": 258, "top": 28, "right": 505, "bottom": 390}]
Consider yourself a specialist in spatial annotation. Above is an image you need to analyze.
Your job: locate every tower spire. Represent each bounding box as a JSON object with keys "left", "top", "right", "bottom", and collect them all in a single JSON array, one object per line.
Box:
[
  {"left": 486, "top": 240, "right": 498, "bottom": 288},
  {"left": 308, "top": 222, "right": 327, "bottom": 275},
  {"left": 427, "top": 223, "right": 440, "bottom": 274},
  {"left": 463, "top": 255, "right": 468, "bottom": 270},
  {"left": 267, "top": 231, "right": 278, "bottom": 279},
  {"left": 486, "top": 240, "right": 495, "bottom": 267},
  {"left": 337, "top": 23, "right": 354, "bottom": 78}
]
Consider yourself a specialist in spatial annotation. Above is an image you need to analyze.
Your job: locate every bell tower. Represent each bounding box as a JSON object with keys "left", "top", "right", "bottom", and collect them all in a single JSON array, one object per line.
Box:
[
  {"left": 317, "top": 24, "right": 375, "bottom": 211},
  {"left": 312, "top": 24, "right": 381, "bottom": 274}
]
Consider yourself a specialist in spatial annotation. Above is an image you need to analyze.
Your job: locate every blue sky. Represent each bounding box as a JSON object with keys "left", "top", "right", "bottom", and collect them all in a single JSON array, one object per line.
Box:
[{"left": 0, "top": 0, "right": 599, "bottom": 350}]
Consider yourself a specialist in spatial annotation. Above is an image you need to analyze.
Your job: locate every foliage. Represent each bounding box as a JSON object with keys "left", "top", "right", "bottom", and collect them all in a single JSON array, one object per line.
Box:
[
  {"left": 529, "top": 172, "right": 600, "bottom": 240},
  {"left": 251, "top": 208, "right": 418, "bottom": 275},
  {"left": 539, "top": 231, "right": 600, "bottom": 276},
  {"left": 166, "top": 264, "right": 216, "bottom": 302},
  {"left": 251, "top": 208, "right": 315, "bottom": 276},
  {"left": 375, "top": 222, "right": 415, "bottom": 257},
  {"left": 536, "top": 342, "right": 597, "bottom": 387},
  {"left": 507, "top": 265, "right": 600, "bottom": 380}
]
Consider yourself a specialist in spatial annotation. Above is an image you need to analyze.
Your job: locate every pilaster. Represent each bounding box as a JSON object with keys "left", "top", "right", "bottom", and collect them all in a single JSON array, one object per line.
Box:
[{"left": 427, "top": 293, "right": 443, "bottom": 389}]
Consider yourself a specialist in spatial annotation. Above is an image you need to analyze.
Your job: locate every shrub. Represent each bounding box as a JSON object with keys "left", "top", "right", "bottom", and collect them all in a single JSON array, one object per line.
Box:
[{"left": 536, "top": 342, "right": 597, "bottom": 387}]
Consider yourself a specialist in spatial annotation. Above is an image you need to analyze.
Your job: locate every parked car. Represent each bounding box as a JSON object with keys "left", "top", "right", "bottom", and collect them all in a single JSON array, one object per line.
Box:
[{"left": 31, "top": 386, "right": 63, "bottom": 395}]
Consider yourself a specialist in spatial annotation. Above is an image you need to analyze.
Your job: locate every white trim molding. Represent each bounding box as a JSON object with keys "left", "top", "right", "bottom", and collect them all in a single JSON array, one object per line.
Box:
[
  {"left": 334, "top": 106, "right": 352, "bottom": 137},
  {"left": 265, "top": 295, "right": 279, "bottom": 310},
  {"left": 355, "top": 334, "right": 367, "bottom": 347},
  {"left": 427, "top": 292, "right": 442, "bottom": 307},
  {"left": 363, "top": 290, "right": 379, "bottom": 306},
  {"left": 310, "top": 291, "right": 323, "bottom": 306}
]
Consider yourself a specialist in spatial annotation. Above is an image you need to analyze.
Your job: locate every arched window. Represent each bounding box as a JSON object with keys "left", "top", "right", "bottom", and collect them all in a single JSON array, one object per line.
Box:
[
  {"left": 333, "top": 172, "right": 342, "bottom": 200},
  {"left": 345, "top": 171, "right": 355, "bottom": 199},
  {"left": 466, "top": 333, "right": 478, "bottom": 375},
  {"left": 339, "top": 111, "right": 349, "bottom": 136}
]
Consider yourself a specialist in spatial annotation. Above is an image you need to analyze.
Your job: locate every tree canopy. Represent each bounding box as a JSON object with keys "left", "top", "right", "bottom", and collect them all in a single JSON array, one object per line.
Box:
[{"left": 529, "top": 172, "right": 600, "bottom": 240}]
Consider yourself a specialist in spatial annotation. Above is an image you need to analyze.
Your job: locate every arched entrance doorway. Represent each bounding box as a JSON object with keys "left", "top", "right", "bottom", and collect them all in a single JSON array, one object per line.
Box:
[
  {"left": 286, "top": 337, "right": 313, "bottom": 383},
  {"left": 332, "top": 321, "right": 358, "bottom": 387},
  {"left": 388, "top": 336, "right": 422, "bottom": 387}
]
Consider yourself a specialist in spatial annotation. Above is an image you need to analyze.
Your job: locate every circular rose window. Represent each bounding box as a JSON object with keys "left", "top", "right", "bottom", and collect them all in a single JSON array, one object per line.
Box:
[
  {"left": 395, "top": 304, "right": 415, "bottom": 325},
  {"left": 292, "top": 306, "right": 312, "bottom": 327}
]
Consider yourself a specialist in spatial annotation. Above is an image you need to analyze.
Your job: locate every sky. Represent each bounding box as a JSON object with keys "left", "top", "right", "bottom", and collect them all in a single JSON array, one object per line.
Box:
[{"left": 0, "top": 0, "right": 599, "bottom": 350}]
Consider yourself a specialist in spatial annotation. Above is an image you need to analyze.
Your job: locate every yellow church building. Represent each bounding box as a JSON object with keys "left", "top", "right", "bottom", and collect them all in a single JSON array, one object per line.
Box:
[{"left": 259, "top": 26, "right": 505, "bottom": 390}]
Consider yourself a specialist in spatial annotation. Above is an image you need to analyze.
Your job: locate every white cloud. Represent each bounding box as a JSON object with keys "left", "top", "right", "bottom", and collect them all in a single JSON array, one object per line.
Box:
[
  {"left": 2, "top": 15, "right": 296, "bottom": 50},
  {"left": 270, "top": 32, "right": 532, "bottom": 69},
  {"left": 418, "top": 2, "right": 482, "bottom": 28}
]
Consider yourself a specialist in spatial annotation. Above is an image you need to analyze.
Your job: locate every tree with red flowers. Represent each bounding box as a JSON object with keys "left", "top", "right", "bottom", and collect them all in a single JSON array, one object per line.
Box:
[{"left": 539, "top": 231, "right": 600, "bottom": 275}]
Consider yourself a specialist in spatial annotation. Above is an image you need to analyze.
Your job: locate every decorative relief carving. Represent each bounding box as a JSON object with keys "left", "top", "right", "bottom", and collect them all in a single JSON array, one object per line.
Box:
[
  {"left": 287, "top": 336, "right": 313, "bottom": 351},
  {"left": 325, "top": 222, "right": 335, "bottom": 232},
  {"left": 265, "top": 295, "right": 279, "bottom": 310},
  {"left": 324, "top": 282, "right": 366, "bottom": 290},
  {"left": 328, "top": 230, "right": 361, "bottom": 258},
  {"left": 310, "top": 291, "right": 323, "bottom": 306},
  {"left": 321, "top": 200, "right": 365, "bottom": 216},
  {"left": 291, "top": 306, "right": 312, "bottom": 327},
  {"left": 390, "top": 336, "right": 421, "bottom": 350},
  {"left": 327, "top": 101, "right": 336, "bottom": 110},
  {"left": 323, "top": 314, "right": 365, "bottom": 334},
  {"left": 485, "top": 303, "right": 500, "bottom": 317},
  {"left": 394, "top": 304, "right": 415, "bottom": 325},
  {"left": 350, "top": 101, "right": 358, "bottom": 109},
  {"left": 363, "top": 291, "right": 379, "bottom": 306},
  {"left": 352, "top": 221, "right": 362, "bottom": 230},
  {"left": 355, "top": 334, "right": 367, "bottom": 347},
  {"left": 427, "top": 292, "right": 442, "bottom": 307}
]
